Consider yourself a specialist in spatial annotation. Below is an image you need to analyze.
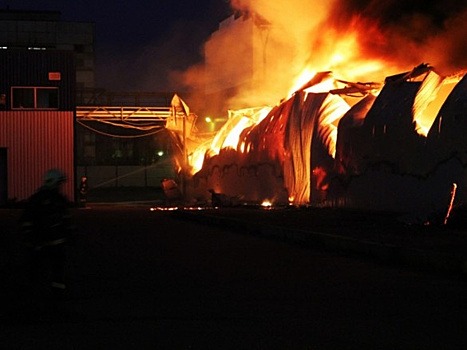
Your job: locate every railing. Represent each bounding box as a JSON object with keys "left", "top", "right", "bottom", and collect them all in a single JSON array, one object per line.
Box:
[
  {"left": 76, "top": 106, "right": 172, "bottom": 122},
  {"left": 75, "top": 89, "right": 173, "bottom": 106}
]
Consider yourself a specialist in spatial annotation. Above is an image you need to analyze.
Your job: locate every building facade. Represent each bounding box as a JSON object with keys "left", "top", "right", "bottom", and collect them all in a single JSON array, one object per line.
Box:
[
  {"left": 203, "top": 11, "right": 294, "bottom": 117},
  {"left": 0, "top": 9, "right": 189, "bottom": 200},
  {"left": 0, "top": 9, "right": 95, "bottom": 90},
  {"left": 0, "top": 50, "right": 76, "bottom": 205}
]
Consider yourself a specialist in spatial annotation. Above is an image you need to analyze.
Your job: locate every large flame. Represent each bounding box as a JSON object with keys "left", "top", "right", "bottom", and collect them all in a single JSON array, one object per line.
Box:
[
  {"left": 169, "top": 0, "right": 467, "bottom": 206},
  {"left": 187, "top": 107, "right": 271, "bottom": 174},
  {"left": 413, "top": 74, "right": 460, "bottom": 136},
  {"left": 175, "top": 0, "right": 467, "bottom": 112}
]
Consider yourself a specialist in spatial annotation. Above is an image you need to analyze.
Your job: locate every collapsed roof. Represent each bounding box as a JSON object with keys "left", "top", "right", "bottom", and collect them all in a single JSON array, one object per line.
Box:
[{"left": 189, "top": 64, "right": 467, "bottom": 212}]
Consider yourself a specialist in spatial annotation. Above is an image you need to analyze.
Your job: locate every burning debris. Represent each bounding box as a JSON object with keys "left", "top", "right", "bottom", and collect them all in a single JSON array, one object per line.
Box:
[
  {"left": 208, "top": 189, "right": 242, "bottom": 207},
  {"left": 165, "top": 1, "right": 467, "bottom": 216},
  {"left": 167, "top": 65, "right": 466, "bottom": 215}
]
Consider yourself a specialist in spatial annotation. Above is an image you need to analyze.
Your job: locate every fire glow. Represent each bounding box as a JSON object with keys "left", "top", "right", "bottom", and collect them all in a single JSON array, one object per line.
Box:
[{"left": 165, "top": 1, "right": 467, "bottom": 216}]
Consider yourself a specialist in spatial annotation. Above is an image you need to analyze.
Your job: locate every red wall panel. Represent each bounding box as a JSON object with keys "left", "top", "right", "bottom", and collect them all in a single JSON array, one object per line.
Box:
[{"left": 0, "top": 111, "right": 75, "bottom": 202}]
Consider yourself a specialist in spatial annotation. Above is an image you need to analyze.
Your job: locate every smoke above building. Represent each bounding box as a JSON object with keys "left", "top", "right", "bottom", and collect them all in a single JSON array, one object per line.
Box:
[
  {"left": 163, "top": 1, "right": 467, "bottom": 218},
  {"left": 175, "top": 0, "right": 466, "bottom": 115}
]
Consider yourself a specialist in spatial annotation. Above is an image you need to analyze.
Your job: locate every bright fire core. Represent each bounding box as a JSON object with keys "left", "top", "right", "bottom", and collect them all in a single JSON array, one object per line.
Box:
[{"left": 166, "top": 0, "right": 467, "bottom": 212}]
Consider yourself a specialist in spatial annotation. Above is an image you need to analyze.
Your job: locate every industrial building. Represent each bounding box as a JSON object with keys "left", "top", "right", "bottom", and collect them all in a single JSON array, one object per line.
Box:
[
  {"left": 0, "top": 9, "right": 178, "bottom": 205},
  {"left": 203, "top": 11, "right": 288, "bottom": 117},
  {"left": 0, "top": 9, "right": 95, "bottom": 90},
  {"left": 0, "top": 49, "right": 76, "bottom": 205},
  {"left": 0, "top": 9, "right": 93, "bottom": 205}
]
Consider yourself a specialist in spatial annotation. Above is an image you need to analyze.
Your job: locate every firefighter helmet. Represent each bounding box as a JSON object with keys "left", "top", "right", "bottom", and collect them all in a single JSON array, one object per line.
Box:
[{"left": 43, "top": 168, "right": 67, "bottom": 188}]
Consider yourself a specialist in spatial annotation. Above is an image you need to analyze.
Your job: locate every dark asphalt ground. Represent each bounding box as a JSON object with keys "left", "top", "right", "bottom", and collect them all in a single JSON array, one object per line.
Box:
[
  {"left": 175, "top": 204, "right": 467, "bottom": 279},
  {"left": 1, "top": 203, "right": 467, "bottom": 349}
]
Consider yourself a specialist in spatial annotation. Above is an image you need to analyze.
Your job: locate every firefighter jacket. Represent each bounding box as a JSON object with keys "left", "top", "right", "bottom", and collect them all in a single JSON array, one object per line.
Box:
[{"left": 19, "top": 186, "right": 72, "bottom": 250}]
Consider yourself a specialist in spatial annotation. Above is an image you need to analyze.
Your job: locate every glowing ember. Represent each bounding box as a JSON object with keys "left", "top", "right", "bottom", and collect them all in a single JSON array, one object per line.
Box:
[
  {"left": 443, "top": 183, "right": 457, "bottom": 225},
  {"left": 150, "top": 206, "right": 208, "bottom": 211},
  {"left": 150, "top": 207, "right": 179, "bottom": 211}
]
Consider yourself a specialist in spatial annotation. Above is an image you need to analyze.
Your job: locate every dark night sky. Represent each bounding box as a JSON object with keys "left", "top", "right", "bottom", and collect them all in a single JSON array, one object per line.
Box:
[
  {"left": 0, "top": 0, "right": 233, "bottom": 91},
  {"left": 2, "top": 0, "right": 466, "bottom": 93}
]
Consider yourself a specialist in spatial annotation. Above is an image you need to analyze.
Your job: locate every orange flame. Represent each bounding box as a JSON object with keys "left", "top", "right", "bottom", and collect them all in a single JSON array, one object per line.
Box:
[
  {"left": 413, "top": 74, "right": 461, "bottom": 136},
  {"left": 173, "top": 0, "right": 467, "bottom": 209}
]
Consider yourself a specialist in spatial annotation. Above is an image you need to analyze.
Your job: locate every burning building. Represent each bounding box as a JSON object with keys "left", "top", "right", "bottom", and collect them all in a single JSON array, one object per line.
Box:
[
  {"left": 168, "top": 1, "right": 467, "bottom": 217},
  {"left": 182, "top": 65, "right": 466, "bottom": 215}
]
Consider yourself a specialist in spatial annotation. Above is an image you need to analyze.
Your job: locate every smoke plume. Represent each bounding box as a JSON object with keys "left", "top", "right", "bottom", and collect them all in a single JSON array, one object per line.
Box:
[
  {"left": 176, "top": 0, "right": 467, "bottom": 116},
  {"left": 327, "top": 0, "right": 467, "bottom": 75}
]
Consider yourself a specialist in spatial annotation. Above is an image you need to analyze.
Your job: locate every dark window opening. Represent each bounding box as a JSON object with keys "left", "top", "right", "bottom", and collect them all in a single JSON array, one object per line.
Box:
[
  {"left": 12, "top": 88, "right": 34, "bottom": 108},
  {"left": 11, "top": 87, "right": 59, "bottom": 109},
  {"left": 37, "top": 88, "right": 59, "bottom": 108},
  {"left": 74, "top": 44, "right": 85, "bottom": 53}
]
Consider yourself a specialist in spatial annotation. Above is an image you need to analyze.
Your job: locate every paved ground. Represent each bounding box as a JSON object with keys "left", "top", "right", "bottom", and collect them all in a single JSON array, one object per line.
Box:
[
  {"left": 0, "top": 204, "right": 467, "bottom": 350},
  {"left": 1, "top": 200, "right": 467, "bottom": 349},
  {"left": 174, "top": 205, "right": 467, "bottom": 277}
]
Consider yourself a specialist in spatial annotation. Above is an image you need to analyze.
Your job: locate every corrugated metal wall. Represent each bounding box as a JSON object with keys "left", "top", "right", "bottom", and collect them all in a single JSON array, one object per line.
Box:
[
  {"left": 0, "top": 50, "right": 75, "bottom": 110},
  {"left": 0, "top": 111, "right": 75, "bottom": 202}
]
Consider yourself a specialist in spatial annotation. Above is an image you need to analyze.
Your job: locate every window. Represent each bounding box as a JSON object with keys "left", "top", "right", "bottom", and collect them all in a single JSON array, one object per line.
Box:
[
  {"left": 36, "top": 88, "right": 59, "bottom": 108},
  {"left": 74, "top": 44, "right": 85, "bottom": 53},
  {"left": 12, "top": 88, "right": 34, "bottom": 108},
  {"left": 11, "top": 87, "right": 59, "bottom": 109}
]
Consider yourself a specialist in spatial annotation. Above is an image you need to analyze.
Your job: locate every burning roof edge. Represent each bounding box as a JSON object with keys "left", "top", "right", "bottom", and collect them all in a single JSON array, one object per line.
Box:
[{"left": 385, "top": 63, "right": 434, "bottom": 83}]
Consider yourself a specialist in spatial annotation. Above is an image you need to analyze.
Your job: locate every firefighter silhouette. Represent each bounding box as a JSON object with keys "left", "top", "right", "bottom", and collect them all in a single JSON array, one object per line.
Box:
[
  {"left": 78, "top": 175, "right": 89, "bottom": 207},
  {"left": 19, "top": 168, "right": 73, "bottom": 297}
]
